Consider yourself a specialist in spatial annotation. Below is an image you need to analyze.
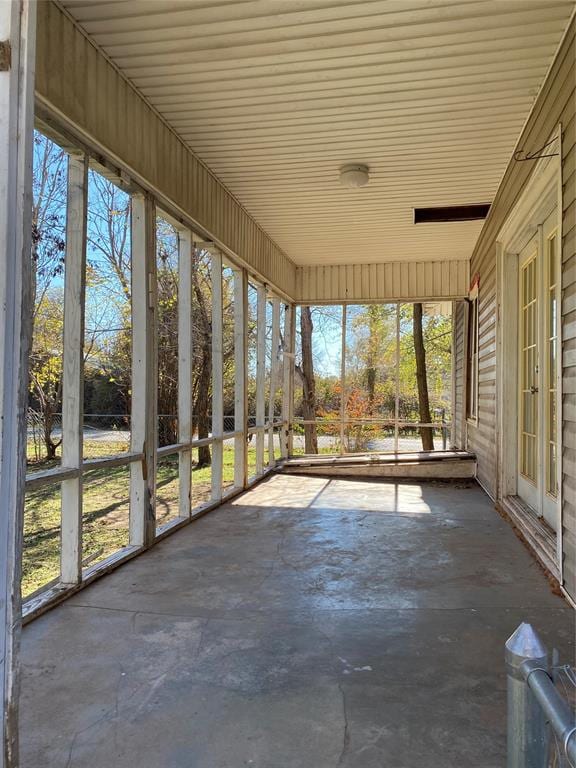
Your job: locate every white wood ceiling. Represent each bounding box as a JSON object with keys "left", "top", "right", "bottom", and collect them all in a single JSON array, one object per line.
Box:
[{"left": 61, "top": 0, "right": 575, "bottom": 266}]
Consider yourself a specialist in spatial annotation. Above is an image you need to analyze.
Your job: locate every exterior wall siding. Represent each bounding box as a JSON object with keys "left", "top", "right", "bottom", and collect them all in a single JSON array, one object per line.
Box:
[
  {"left": 562, "top": 81, "right": 576, "bottom": 599},
  {"left": 296, "top": 260, "right": 469, "bottom": 303},
  {"left": 465, "top": 19, "right": 575, "bottom": 599},
  {"left": 34, "top": 1, "right": 297, "bottom": 299}
]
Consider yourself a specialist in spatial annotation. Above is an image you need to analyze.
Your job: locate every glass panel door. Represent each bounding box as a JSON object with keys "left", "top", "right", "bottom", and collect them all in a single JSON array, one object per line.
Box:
[
  {"left": 516, "top": 213, "right": 560, "bottom": 531},
  {"left": 542, "top": 210, "right": 559, "bottom": 529},
  {"left": 517, "top": 235, "right": 539, "bottom": 512}
]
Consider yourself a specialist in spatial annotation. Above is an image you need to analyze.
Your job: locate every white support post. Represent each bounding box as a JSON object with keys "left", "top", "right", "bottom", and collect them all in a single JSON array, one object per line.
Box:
[
  {"left": 394, "top": 302, "right": 401, "bottom": 453},
  {"left": 178, "top": 229, "right": 193, "bottom": 518},
  {"left": 450, "top": 300, "right": 457, "bottom": 449},
  {"left": 268, "top": 298, "right": 281, "bottom": 467},
  {"left": 459, "top": 301, "right": 470, "bottom": 448},
  {"left": 60, "top": 154, "right": 88, "bottom": 585},
  {"left": 0, "top": 2, "right": 36, "bottom": 764},
  {"left": 130, "top": 193, "right": 157, "bottom": 547},
  {"left": 288, "top": 305, "right": 296, "bottom": 456},
  {"left": 234, "top": 268, "right": 247, "bottom": 489},
  {"left": 211, "top": 250, "right": 223, "bottom": 501},
  {"left": 255, "top": 284, "right": 267, "bottom": 474},
  {"left": 340, "top": 305, "right": 347, "bottom": 455},
  {"left": 281, "top": 304, "right": 294, "bottom": 459}
]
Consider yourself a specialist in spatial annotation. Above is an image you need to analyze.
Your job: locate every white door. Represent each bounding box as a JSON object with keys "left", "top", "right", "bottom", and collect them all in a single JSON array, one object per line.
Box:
[
  {"left": 541, "top": 210, "right": 560, "bottom": 528},
  {"left": 518, "top": 235, "right": 539, "bottom": 512},
  {"left": 517, "top": 211, "right": 560, "bottom": 530}
]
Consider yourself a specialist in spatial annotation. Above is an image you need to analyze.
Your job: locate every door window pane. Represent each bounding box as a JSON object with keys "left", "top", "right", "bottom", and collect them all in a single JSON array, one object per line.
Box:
[
  {"left": 520, "top": 253, "right": 538, "bottom": 483},
  {"left": 546, "top": 233, "right": 558, "bottom": 497}
]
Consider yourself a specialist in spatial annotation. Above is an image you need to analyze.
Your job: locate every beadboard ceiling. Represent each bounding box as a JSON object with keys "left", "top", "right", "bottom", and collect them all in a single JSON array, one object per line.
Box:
[{"left": 61, "top": 0, "right": 575, "bottom": 265}]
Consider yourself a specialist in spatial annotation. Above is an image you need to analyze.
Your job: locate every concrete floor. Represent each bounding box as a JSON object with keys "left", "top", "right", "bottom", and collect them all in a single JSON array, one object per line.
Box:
[{"left": 20, "top": 475, "right": 574, "bottom": 767}]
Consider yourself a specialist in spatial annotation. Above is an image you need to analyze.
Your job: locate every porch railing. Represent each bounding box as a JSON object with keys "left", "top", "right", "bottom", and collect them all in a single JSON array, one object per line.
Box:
[
  {"left": 291, "top": 414, "right": 451, "bottom": 455},
  {"left": 506, "top": 623, "right": 576, "bottom": 767}
]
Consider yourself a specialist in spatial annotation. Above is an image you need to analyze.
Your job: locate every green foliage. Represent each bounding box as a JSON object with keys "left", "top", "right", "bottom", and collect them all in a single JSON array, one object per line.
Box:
[{"left": 294, "top": 302, "right": 453, "bottom": 434}]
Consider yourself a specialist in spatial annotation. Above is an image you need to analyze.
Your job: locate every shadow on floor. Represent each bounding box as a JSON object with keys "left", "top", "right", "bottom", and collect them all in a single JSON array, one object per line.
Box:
[{"left": 20, "top": 474, "right": 574, "bottom": 768}]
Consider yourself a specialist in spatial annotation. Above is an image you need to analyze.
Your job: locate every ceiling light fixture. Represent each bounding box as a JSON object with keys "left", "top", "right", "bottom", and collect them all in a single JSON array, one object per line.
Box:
[{"left": 340, "top": 163, "right": 369, "bottom": 188}]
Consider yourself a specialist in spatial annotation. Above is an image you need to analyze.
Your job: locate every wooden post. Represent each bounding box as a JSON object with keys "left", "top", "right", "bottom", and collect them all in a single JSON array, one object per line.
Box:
[
  {"left": 394, "top": 302, "right": 401, "bottom": 453},
  {"left": 211, "top": 250, "right": 223, "bottom": 501},
  {"left": 450, "top": 300, "right": 457, "bottom": 450},
  {"left": 234, "top": 268, "right": 247, "bottom": 489},
  {"left": 288, "top": 304, "right": 296, "bottom": 456},
  {"left": 60, "top": 154, "right": 88, "bottom": 585},
  {"left": 463, "top": 299, "right": 471, "bottom": 452},
  {"left": 281, "top": 304, "right": 294, "bottom": 459},
  {"left": 178, "top": 229, "right": 192, "bottom": 517},
  {"left": 340, "top": 304, "right": 347, "bottom": 455},
  {"left": 268, "top": 298, "right": 281, "bottom": 466},
  {"left": 0, "top": 1, "right": 36, "bottom": 764},
  {"left": 130, "top": 193, "right": 157, "bottom": 547},
  {"left": 255, "top": 284, "right": 267, "bottom": 474}
]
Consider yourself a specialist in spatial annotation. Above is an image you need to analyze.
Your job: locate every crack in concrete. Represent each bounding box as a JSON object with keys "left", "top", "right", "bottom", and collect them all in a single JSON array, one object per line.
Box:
[
  {"left": 336, "top": 681, "right": 350, "bottom": 766},
  {"left": 194, "top": 618, "right": 210, "bottom": 660},
  {"left": 311, "top": 623, "right": 352, "bottom": 767}
]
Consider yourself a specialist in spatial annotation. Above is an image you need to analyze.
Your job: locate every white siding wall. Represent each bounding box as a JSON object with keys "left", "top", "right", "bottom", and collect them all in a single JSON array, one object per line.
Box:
[
  {"left": 463, "top": 19, "right": 576, "bottom": 599},
  {"left": 296, "top": 260, "right": 469, "bottom": 302}
]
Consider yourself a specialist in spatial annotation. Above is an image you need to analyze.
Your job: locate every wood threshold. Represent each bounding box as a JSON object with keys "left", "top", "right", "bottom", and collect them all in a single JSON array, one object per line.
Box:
[
  {"left": 497, "top": 495, "right": 559, "bottom": 582},
  {"left": 278, "top": 451, "right": 476, "bottom": 479},
  {"left": 281, "top": 450, "right": 475, "bottom": 467}
]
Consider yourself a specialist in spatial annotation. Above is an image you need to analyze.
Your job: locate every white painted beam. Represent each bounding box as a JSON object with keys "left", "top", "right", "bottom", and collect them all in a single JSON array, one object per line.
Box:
[
  {"left": 60, "top": 154, "right": 88, "bottom": 585},
  {"left": 0, "top": 2, "right": 36, "bottom": 764},
  {"left": 234, "top": 268, "right": 247, "bottom": 489},
  {"left": 281, "top": 304, "right": 294, "bottom": 459},
  {"left": 211, "top": 250, "right": 223, "bottom": 501},
  {"left": 394, "top": 302, "right": 401, "bottom": 452},
  {"left": 255, "top": 284, "right": 267, "bottom": 475},
  {"left": 178, "top": 228, "right": 193, "bottom": 518},
  {"left": 450, "top": 300, "right": 457, "bottom": 449},
  {"left": 340, "top": 305, "right": 347, "bottom": 455},
  {"left": 268, "top": 298, "right": 281, "bottom": 467},
  {"left": 130, "top": 193, "right": 157, "bottom": 546}
]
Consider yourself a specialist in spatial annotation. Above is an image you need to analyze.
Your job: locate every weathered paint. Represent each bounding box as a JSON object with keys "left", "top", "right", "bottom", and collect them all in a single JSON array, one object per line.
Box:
[
  {"left": 0, "top": 2, "right": 36, "bottom": 764},
  {"left": 462, "top": 18, "right": 576, "bottom": 600}
]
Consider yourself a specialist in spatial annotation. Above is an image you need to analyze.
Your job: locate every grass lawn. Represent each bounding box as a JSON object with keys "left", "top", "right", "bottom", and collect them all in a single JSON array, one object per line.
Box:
[
  {"left": 23, "top": 426, "right": 438, "bottom": 595},
  {"left": 26, "top": 436, "right": 131, "bottom": 471},
  {"left": 22, "top": 443, "right": 277, "bottom": 597}
]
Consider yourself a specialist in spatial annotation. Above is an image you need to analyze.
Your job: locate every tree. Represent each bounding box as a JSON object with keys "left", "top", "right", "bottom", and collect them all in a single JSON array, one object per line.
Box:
[
  {"left": 413, "top": 302, "right": 434, "bottom": 451},
  {"left": 28, "top": 289, "right": 65, "bottom": 460},
  {"left": 29, "top": 133, "right": 67, "bottom": 461},
  {"left": 293, "top": 302, "right": 452, "bottom": 455},
  {"left": 365, "top": 304, "right": 380, "bottom": 410},
  {"left": 86, "top": 171, "right": 131, "bottom": 302},
  {"left": 156, "top": 219, "right": 179, "bottom": 446},
  {"left": 192, "top": 251, "right": 212, "bottom": 468},
  {"left": 345, "top": 304, "right": 396, "bottom": 451},
  {"left": 31, "top": 133, "right": 67, "bottom": 307},
  {"left": 83, "top": 170, "right": 133, "bottom": 440}
]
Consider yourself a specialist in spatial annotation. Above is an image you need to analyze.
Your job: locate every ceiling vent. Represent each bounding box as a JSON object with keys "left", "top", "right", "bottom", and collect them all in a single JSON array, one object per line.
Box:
[{"left": 414, "top": 203, "right": 490, "bottom": 224}]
